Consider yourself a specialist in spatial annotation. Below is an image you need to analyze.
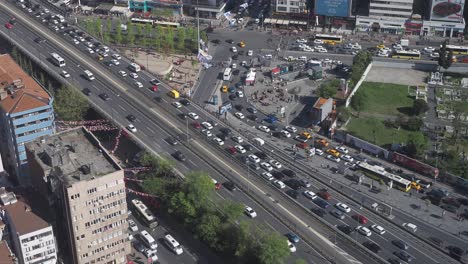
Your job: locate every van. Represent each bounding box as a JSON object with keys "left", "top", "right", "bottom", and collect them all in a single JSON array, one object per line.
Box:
[
  {"left": 164, "top": 234, "right": 183, "bottom": 255},
  {"left": 402, "top": 223, "right": 417, "bottom": 232},
  {"left": 252, "top": 137, "right": 264, "bottom": 146},
  {"left": 139, "top": 230, "right": 157, "bottom": 250},
  {"left": 168, "top": 90, "right": 179, "bottom": 99},
  {"left": 83, "top": 70, "right": 95, "bottom": 81}
]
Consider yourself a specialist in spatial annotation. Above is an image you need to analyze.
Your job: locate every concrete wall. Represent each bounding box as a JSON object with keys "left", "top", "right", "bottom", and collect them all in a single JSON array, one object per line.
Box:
[{"left": 345, "top": 62, "right": 373, "bottom": 107}]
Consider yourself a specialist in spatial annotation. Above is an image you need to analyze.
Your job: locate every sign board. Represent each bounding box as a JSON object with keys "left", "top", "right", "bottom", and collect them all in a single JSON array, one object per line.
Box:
[
  {"left": 430, "top": 0, "right": 465, "bottom": 22},
  {"left": 219, "top": 102, "right": 232, "bottom": 115},
  {"left": 315, "top": 0, "right": 351, "bottom": 17}
]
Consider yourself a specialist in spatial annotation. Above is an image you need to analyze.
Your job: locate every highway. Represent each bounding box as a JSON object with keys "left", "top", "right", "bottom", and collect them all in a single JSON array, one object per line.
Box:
[{"left": 0, "top": 2, "right": 387, "bottom": 264}]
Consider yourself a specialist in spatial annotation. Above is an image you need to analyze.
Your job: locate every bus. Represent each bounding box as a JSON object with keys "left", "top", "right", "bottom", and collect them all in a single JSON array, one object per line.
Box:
[
  {"left": 139, "top": 230, "right": 158, "bottom": 250},
  {"left": 54, "top": 14, "right": 65, "bottom": 23},
  {"left": 154, "top": 21, "right": 180, "bottom": 29},
  {"left": 357, "top": 162, "right": 412, "bottom": 192},
  {"left": 314, "top": 34, "right": 343, "bottom": 44},
  {"left": 128, "top": 63, "right": 141, "bottom": 72},
  {"left": 131, "top": 199, "right": 158, "bottom": 228},
  {"left": 391, "top": 50, "right": 421, "bottom": 60},
  {"left": 223, "top": 68, "right": 232, "bottom": 81},
  {"left": 130, "top": 18, "right": 154, "bottom": 26},
  {"left": 164, "top": 234, "right": 184, "bottom": 255},
  {"left": 50, "top": 53, "right": 66, "bottom": 67},
  {"left": 444, "top": 45, "right": 468, "bottom": 55}
]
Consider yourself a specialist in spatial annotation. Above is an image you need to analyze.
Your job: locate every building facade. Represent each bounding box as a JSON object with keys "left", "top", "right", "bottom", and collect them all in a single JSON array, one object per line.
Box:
[
  {"left": 356, "top": 0, "right": 414, "bottom": 33},
  {"left": 0, "top": 54, "right": 55, "bottom": 186},
  {"left": 311, "top": 97, "right": 333, "bottom": 124},
  {"left": 421, "top": 0, "right": 465, "bottom": 38},
  {"left": 276, "top": 0, "right": 306, "bottom": 14},
  {"left": 128, "top": 0, "right": 183, "bottom": 16},
  {"left": 182, "top": 0, "right": 227, "bottom": 19},
  {"left": 1, "top": 200, "right": 57, "bottom": 264},
  {"left": 26, "top": 127, "right": 130, "bottom": 264}
]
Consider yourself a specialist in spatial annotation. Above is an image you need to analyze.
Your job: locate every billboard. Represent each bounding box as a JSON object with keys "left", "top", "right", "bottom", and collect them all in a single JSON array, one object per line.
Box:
[
  {"left": 430, "top": 0, "right": 465, "bottom": 22},
  {"left": 315, "top": 0, "right": 350, "bottom": 17}
]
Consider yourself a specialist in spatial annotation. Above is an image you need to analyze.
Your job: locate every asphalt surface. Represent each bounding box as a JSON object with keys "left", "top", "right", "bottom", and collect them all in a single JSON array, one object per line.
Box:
[{"left": 0, "top": 2, "right": 387, "bottom": 264}]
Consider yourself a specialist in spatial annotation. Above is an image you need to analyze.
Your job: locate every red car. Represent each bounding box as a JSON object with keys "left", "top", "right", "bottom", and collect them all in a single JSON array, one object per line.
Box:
[
  {"left": 353, "top": 214, "right": 368, "bottom": 224},
  {"left": 4, "top": 23, "right": 13, "bottom": 30},
  {"left": 228, "top": 146, "right": 237, "bottom": 154},
  {"left": 192, "top": 122, "right": 201, "bottom": 129},
  {"left": 150, "top": 85, "right": 158, "bottom": 92},
  {"left": 296, "top": 142, "right": 308, "bottom": 149}
]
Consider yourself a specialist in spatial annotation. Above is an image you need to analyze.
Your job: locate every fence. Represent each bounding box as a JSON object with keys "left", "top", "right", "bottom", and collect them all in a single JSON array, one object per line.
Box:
[{"left": 345, "top": 62, "right": 373, "bottom": 107}]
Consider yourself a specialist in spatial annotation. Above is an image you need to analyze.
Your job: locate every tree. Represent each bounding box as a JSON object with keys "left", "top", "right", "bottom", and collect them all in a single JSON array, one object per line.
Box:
[
  {"left": 294, "top": 259, "right": 308, "bottom": 264},
  {"left": 169, "top": 192, "right": 197, "bottom": 221},
  {"left": 177, "top": 27, "right": 186, "bottom": 52},
  {"left": 142, "top": 177, "right": 177, "bottom": 200},
  {"left": 316, "top": 79, "right": 339, "bottom": 98},
  {"left": 350, "top": 90, "right": 367, "bottom": 116},
  {"left": 93, "top": 18, "right": 102, "bottom": 40},
  {"left": 412, "top": 99, "right": 429, "bottom": 116},
  {"left": 406, "top": 133, "right": 427, "bottom": 158},
  {"left": 115, "top": 22, "right": 123, "bottom": 45},
  {"left": 337, "top": 106, "right": 351, "bottom": 122},
  {"left": 136, "top": 24, "right": 144, "bottom": 44},
  {"left": 183, "top": 171, "right": 214, "bottom": 209},
  {"left": 126, "top": 22, "right": 135, "bottom": 46},
  {"left": 155, "top": 157, "right": 175, "bottom": 177},
  {"left": 194, "top": 212, "right": 222, "bottom": 247},
  {"left": 221, "top": 201, "right": 244, "bottom": 223},
  {"left": 53, "top": 86, "right": 89, "bottom": 121},
  {"left": 145, "top": 23, "right": 152, "bottom": 39},
  {"left": 256, "top": 232, "right": 290, "bottom": 264},
  {"left": 404, "top": 117, "right": 423, "bottom": 131},
  {"left": 438, "top": 40, "right": 453, "bottom": 70}
]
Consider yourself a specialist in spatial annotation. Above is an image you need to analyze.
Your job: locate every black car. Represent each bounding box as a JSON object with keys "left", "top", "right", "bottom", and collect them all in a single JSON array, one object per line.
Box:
[
  {"left": 220, "top": 127, "right": 231, "bottom": 135},
  {"left": 132, "top": 240, "right": 146, "bottom": 253},
  {"left": 235, "top": 104, "right": 244, "bottom": 111},
  {"left": 284, "top": 179, "right": 302, "bottom": 190},
  {"left": 82, "top": 88, "right": 91, "bottom": 96},
  {"left": 232, "top": 54, "right": 239, "bottom": 60},
  {"left": 243, "top": 144, "right": 253, "bottom": 151},
  {"left": 254, "top": 152, "right": 267, "bottom": 160},
  {"left": 180, "top": 99, "right": 191, "bottom": 106},
  {"left": 127, "top": 115, "right": 137, "bottom": 122},
  {"left": 337, "top": 225, "right": 353, "bottom": 235},
  {"left": 457, "top": 197, "right": 468, "bottom": 206},
  {"left": 394, "top": 251, "right": 413, "bottom": 262},
  {"left": 282, "top": 169, "right": 296, "bottom": 178},
  {"left": 34, "top": 37, "right": 46, "bottom": 43},
  {"left": 271, "top": 171, "right": 285, "bottom": 180},
  {"left": 247, "top": 107, "right": 258, "bottom": 114},
  {"left": 223, "top": 181, "right": 238, "bottom": 191},
  {"left": 229, "top": 94, "right": 237, "bottom": 101},
  {"left": 267, "top": 125, "right": 278, "bottom": 131},
  {"left": 286, "top": 189, "right": 299, "bottom": 199},
  {"left": 173, "top": 151, "right": 186, "bottom": 161},
  {"left": 441, "top": 204, "right": 458, "bottom": 213},
  {"left": 353, "top": 155, "right": 367, "bottom": 162},
  {"left": 448, "top": 246, "right": 465, "bottom": 260},
  {"left": 313, "top": 198, "right": 330, "bottom": 209},
  {"left": 226, "top": 39, "right": 234, "bottom": 44},
  {"left": 166, "top": 137, "right": 179, "bottom": 145},
  {"left": 388, "top": 258, "right": 403, "bottom": 264},
  {"left": 363, "top": 241, "right": 381, "bottom": 253},
  {"left": 392, "top": 240, "right": 408, "bottom": 250},
  {"left": 99, "top": 93, "right": 110, "bottom": 101},
  {"left": 311, "top": 208, "right": 326, "bottom": 217},
  {"left": 154, "top": 96, "right": 162, "bottom": 102},
  {"left": 248, "top": 114, "right": 258, "bottom": 121}
]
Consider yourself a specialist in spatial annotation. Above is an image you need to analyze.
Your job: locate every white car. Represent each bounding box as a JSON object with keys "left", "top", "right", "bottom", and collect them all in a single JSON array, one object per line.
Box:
[
  {"left": 260, "top": 162, "right": 273, "bottom": 171},
  {"left": 377, "top": 52, "right": 389, "bottom": 57},
  {"left": 273, "top": 180, "right": 286, "bottom": 189},
  {"left": 257, "top": 126, "right": 270, "bottom": 133},
  {"left": 128, "top": 219, "right": 138, "bottom": 232},
  {"left": 231, "top": 63, "right": 237, "bottom": 69},
  {"left": 303, "top": 190, "right": 317, "bottom": 200},
  {"left": 134, "top": 82, "right": 143, "bottom": 88},
  {"left": 213, "top": 137, "right": 224, "bottom": 146},
  {"left": 112, "top": 54, "right": 121, "bottom": 60},
  {"left": 110, "top": 59, "right": 120, "bottom": 65},
  {"left": 245, "top": 206, "right": 257, "bottom": 218},
  {"left": 60, "top": 71, "right": 70, "bottom": 78},
  {"left": 172, "top": 102, "right": 182, "bottom": 108},
  {"left": 201, "top": 129, "right": 213, "bottom": 137},
  {"left": 317, "top": 48, "right": 328, "bottom": 53},
  {"left": 315, "top": 149, "right": 324, "bottom": 156},
  {"left": 86, "top": 47, "right": 94, "bottom": 54},
  {"left": 231, "top": 47, "right": 237, "bottom": 52},
  {"left": 232, "top": 136, "right": 243, "bottom": 143},
  {"left": 201, "top": 121, "right": 214, "bottom": 130},
  {"left": 380, "top": 47, "right": 391, "bottom": 53},
  {"left": 285, "top": 125, "right": 297, "bottom": 133},
  {"left": 341, "top": 155, "right": 354, "bottom": 162},
  {"left": 247, "top": 154, "right": 260, "bottom": 163},
  {"left": 235, "top": 145, "right": 246, "bottom": 153},
  {"left": 430, "top": 52, "right": 440, "bottom": 58},
  {"left": 326, "top": 155, "right": 340, "bottom": 163},
  {"left": 314, "top": 39, "right": 323, "bottom": 44},
  {"left": 73, "top": 39, "right": 79, "bottom": 45},
  {"left": 370, "top": 224, "right": 386, "bottom": 235},
  {"left": 335, "top": 202, "right": 351, "bottom": 213},
  {"left": 424, "top": 46, "right": 435, "bottom": 53},
  {"left": 281, "top": 130, "right": 291, "bottom": 138},
  {"left": 118, "top": 70, "right": 127, "bottom": 77},
  {"left": 236, "top": 91, "right": 244, "bottom": 98},
  {"left": 336, "top": 146, "right": 349, "bottom": 154},
  {"left": 130, "top": 73, "right": 139, "bottom": 79},
  {"left": 296, "top": 38, "right": 307, "bottom": 43},
  {"left": 356, "top": 226, "right": 372, "bottom": 236},
  {"left": 247, "top": 50, "right": 253, "bottom": 56},
  {"left": 127, "top": 124, "right": 137, "bottom": 133},
  {"left": 188, "top": 112, "right": 199, "bottom": 120},
  {"left": 287, "top": 240, "right": 296, "bottom": 253},
  {"left": 85, "top": 42, "right": 94, "bottom": 48},
  {"left": 241, "top": 61, "right": 248, "bottom": 66},
  {"left": 304, "top": 47, "right": 314, "bottom": 52},
  {"left": 269, "top": 159, "right": 282, "bottom": 169},
  {"left": 261, "top": 172, "right": 274, "bottom": 181},
  {"left": 235, "top": 112, "right": 245, "bottom": 119}
]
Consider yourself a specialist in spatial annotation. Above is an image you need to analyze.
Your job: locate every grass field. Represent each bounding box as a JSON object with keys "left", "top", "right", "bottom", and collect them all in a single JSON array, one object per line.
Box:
[
  {"left": 346, "top": 117, "right": 424, "bottom": 146},
  {"left": 356, "top": 82, "right": 414, "bottom": 116}
]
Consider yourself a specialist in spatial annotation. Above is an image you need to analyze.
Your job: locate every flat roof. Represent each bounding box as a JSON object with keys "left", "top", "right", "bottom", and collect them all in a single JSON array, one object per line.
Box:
[
  {"left": 2, "top": 200, "right": 49, "bottom": 236},
  {"left": 26, "top": 127, "right": 121, "bottom": 186},
  {"left": 0, "top": 241, "right": 15, "bottom": 264},
  {"left": 313, "top": 97, "right": 330, "bottom": 109}
]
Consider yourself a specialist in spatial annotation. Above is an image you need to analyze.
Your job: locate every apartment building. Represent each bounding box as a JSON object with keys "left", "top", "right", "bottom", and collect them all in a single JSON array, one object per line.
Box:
[
  {"left": 276, "top": 0, "right": 306, "bottom": 14},
  {"left": 26, "top": 127, "right": 130, "bottom": 264},
  {"left": 0, "top": 196, "right": 57, "bottom": 264},
  {"left": 0, "top": 54, "right": 55, "bottom": 186},
  {"left": 356, "top": 0, "right": 414, "bottom": 33}
]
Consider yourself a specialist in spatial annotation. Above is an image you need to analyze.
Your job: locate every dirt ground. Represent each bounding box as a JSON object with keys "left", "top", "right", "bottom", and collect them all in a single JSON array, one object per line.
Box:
[{"left": 365, "top": 66, "right": 427, "bottom": 86}]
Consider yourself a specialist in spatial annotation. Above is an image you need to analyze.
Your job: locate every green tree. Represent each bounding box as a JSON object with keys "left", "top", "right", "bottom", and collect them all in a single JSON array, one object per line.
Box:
[
  {"left": 350, "top": 90, "right": 367, "bottom": 116},
  {"left": 184, "top": 171, "right": 214, "bottom": 209},
  {"left": 169, "top": 192, "right": 197, "bottom": 221},
  {"left": 221, "top": 201, "right": 244, "bottom": 222},
  {"left": 404, "top": 117, "right": 423, "bottom": 131},
  {"left": 337, "top": 106, "right": 351, "bottom": 122},
  {"left": 126, "top": 22, "right": 135, "bottom": 46},
  {"left": 256, "top": 232, "right": 290, "bottom": 264},
  {"left": 406, "top": 133, "right": 427, "bottom": 158},
  {"left": 53, "top": 86, "right": 89, "bottom": 121},
  {"left": 165, "top": 28, "right": 175, "bottom": 53},
  {"left": 136, "top": 24, "right": 144, "bottom": 43},
  {"left": 155, "top": 157, "right": 175, "bottom": 177},
  {"left": 84, "top": 20, "right": 95, "bottom": 35},
  {"left": 194, "top": 212, "right": 222, "bottom": 247},
  {"left": 145, "top": 23, "right": 152, "bottom": 38},
  {"left": 94, "top": 18, "right": 102, "bottom": 39},
  {"left": 115, "top": 22, "right": 123, "bottom": 45},
  {"left": 438, "top": 40, "right": 453, "bottom": 70},
  {"left": 142, "top": 177, "right": 177, "bottom": 200},
  {"left": 294, "top": 259, "right": 308, "bottom": 264},
  {"left": 316, "top": 79, "right": 339, "bottom": 98},
  {"left": 177, "top": 27, "right": 186, "bottom": 52},
  {"left": 412, "top": 99, "right": 429, "bottom": 116}
]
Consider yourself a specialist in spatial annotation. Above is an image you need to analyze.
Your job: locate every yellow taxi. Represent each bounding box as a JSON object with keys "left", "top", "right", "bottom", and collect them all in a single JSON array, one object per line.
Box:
[
  {"left": 97, "top": 55, "right": 104, "bottom": 61},
  {"left": 326, "top": 149, "right": 340, "bottom": 158},
  {"left": 238, "top": 41, "right": 246, "bottom": 48},
  {"left": 300, "top": 131, "right": 312, "bottom": 139},
  {"left": 376, "top": 44, "right": 386, "bottom": 49},
  {"left": 221, "top": 85, "right": 228, "bottom": 93},
  {"left": 411, "top": 182, "right": 421, "bottom": 190},
  {"left": 324, "top": 40, "right": 336, "bottom": 45},
  {"left": 315, "top": 139, "right": 329, "bottom": 147}
]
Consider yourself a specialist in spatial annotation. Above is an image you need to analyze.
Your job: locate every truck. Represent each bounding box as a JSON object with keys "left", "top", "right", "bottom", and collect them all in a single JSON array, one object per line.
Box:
[
  {"left": 391, "top": 152, "right": 439, "bottom": 178},
  {"left": 400, "top": 39, "right": 409, "bottom": 47},
  {"left": 168, "top": 90, "right": 179, "bottom": 99}
]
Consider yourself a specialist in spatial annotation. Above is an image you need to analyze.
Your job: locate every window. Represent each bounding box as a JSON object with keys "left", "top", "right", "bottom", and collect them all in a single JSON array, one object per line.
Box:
[{"left": 277, "top": 6, "right": 287, "bottom": 11}]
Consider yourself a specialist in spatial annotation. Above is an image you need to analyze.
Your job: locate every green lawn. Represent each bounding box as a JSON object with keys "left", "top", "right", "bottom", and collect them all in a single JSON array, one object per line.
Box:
[
  {"left": 356, "top": 82, "right": 414, "bottom": 116},
  {"left": 346, "top": 117, "right": 424, "bottom": 146}
]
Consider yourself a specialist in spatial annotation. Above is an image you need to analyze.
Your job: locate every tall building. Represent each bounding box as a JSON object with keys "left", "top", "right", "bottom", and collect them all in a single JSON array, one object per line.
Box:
[
  {"left": 0, "top": 54, "right": 55, "bottom": 186},
  {"left": 356, "top": 0, "right": 414, "bottom": 33},
  {"left": 0, "top": 196, "right": 57, "bottom": 264},
  {"left": 422, "top": 0, "right": 465, "bottom": 38},
  {"left": 182, "top": 0, "right": 227, "bottom": 19},
  {"left": 128, "top": 0, "right": 183, "bottom": 16},
  {"left": 276, "top": 0, "right": 306, "bottom": 14},
  {"left": 26, "top": 127, "right": 130, "bottom": 264}
]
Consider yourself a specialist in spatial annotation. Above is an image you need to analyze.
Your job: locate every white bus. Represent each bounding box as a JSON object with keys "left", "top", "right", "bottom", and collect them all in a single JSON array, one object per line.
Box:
[
  {"left": 128, "top": 63, "right": 141, "bottom": 73},
  {"left": 223, "top": 68, "right": 232, "bottom": 81},
  {"left": 314, "top": 34, "right": 343, "bottom": 44},
  {"left": 50, "top": 53, "right": 65, "bottom": 67},
  {"left": 130, "top": 18, "right": 154, "bottom": 26},
  {"left": 131, "top": 199, "right": 158, "bottom": 228},
  {"left": 164, "top": 234, "right": 183, "bottom": 255},
  {"left": 54, "top": 14, "right": 65, "bottom": 23},
  {"left": 139, "top": 230, "right": 158, "bottom": 250}
]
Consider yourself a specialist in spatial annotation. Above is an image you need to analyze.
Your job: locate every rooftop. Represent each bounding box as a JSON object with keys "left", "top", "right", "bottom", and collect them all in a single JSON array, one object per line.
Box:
[
  {"left": 0, "top": 187, "right": 17, "bottom": 205},
  {"left": 313, "top": 97, "right": 331, "bottom": 109},
  {"left": 0, "top": 241, "right": 16, "bottom": 264},
  {"left": 0, "top": 54, "right": 51, "bottom": 114},
  {"left": 26, "top": 127, "right": 120, "bottom": 186},
  {"left": 1, "top": 200, "right": 49, "bottom": 236}
]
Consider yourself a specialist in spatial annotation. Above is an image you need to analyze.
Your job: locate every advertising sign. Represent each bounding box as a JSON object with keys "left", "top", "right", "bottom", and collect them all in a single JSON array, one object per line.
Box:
[
  {"left": 315, "top": 0, "right": 350, "bottom": 17},
  {"left": 430, "top": 0, "right": 465, "bottom": 22}
]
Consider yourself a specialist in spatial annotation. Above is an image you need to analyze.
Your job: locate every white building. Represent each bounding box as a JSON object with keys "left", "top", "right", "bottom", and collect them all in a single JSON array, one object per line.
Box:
[
  {"left": 421, "top": 0, "right": 465, "bottom": 38},
  {"left": 276, "top": 0, "right": 306, "bottom": 14},
  {"left": 1, "top": 200, "right": 57, "bottom": 264},
  {"left": 356, "top": 0, "right": 414, "bottom": 34}
]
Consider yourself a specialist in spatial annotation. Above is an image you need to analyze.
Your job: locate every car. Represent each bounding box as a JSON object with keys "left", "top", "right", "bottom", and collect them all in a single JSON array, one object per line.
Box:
[
  {"left": 315, "top": 149, "right": 324, "bottom": 156},
  {"left": 247, "top": 154, "right": 260, "bottom": 163},
  {"left": 34, "top": 37, "right": 46, "bottom": 44},
  {"left": 296, "top": 38, "right": 307, "bottom": 43},
  {"left": 315, "top": 139, "right": 329, "bottom": 147},
  {"left": 352, "top": 214, "right": 368, "bottom": 224},
  {"left": 269, "top": 160, "right": 282, "bottom": 169},
  {"left": 213, "top": 137, "right": 224, "bottom": 146},
  {"left": 134, "top": 82, "right": 143, "bottom": 88},
  {"left": 430, "top": 52, "right": 440, "bottom": 58},
  {"left": 335, "top": 203, "right": 351, "bottom": 213},
  {"left": 314, "top": 39, "right": 323, "bottom": 44},
  {"left": 388, "top": 258, "right": 404, "bottom": 264},
  {"left": 172, "top": 101, "right": 182, "bottom": 108},
  {"left": 133, "top": 240, "right": 146, "bottom": 253},
  {"left": 299, "top": 179, "right": 311, "bottom": 188},
  {"left": 201, "top": 129, "right": 213, "bottom": 137},
  {"left": 223, "top": 181, "right": 238, "bottom": 191},
  {"left": 341, "top": 155, "right": 354, "bottom": 162},
  {"left": 86, "top": 47, "right": 94, "bottom": 54},
  {"left": 73, "top": 39, "right": 80, "bottom": 45},
  {"left": 60, "top": 71, "right": 70, "bottom": 78},
  {"left": 287, "top": 240, "right": 296, "bottom": 253},
  {"left": 273, "top": 180, "right": 286, "bottom": 189},
  {"left": 313, "top": 198, "right": 329, "bottom": 209},
  {"left": 260, "top": 162, "right": 273, "bottom": 171},
  {"left": 244, "top": 206, "right": 257, "bottom": 218},
  {"left": 231, "top": 136, "right": 243, "bottom": 143},
  {"left": 129, "top": 72, "right": 139, "bottom": 79},
  {"left": 118, "top": 70, "right": 127, "bottom": 77},
  {"left": 111, "top": 53, "right": 121, "bottom": 60},
  {"left": 326, "top": 149, "right": 340, "bottom": 157},
  {"left": 127, "top": 124, "right": 137, "bottom": 133},
  {"left": 285, "top": 233, "right": 300, "bottom": 244},
  {"left": 402, "top": 223, "right": 417, "bottom": 232},
  {"left": 424, "top": 46, "right": 435, "bottom": 53},
  {"left": 363, "top": 241, "right": 381, "bottom": 253},
  {"left": 150, "top": 79, "right": 161, "bottom": 86},
  {"left": 4, "top": 23, "right": 13, "bottom": 29},
  {"left": 127, "top": 219, "right": 138, "bottom": 232},
  {"left": 336, "top": 146, "right": 349, "bottom": 154},
  {"left": 99, "top": 93, "right": 110, "bottom": 101},
  {"left": 257, "top": 125, "right": 270, "bottom": 133},
  {"left": 331, "top": 210, "right": 345, "bottom": 220},
  {"left": 220, "top": 127, "right": 231, "bottom": 135},
  {"left": 337, "top": 225, "right": 353, "bottom": 235},
  {"left": 370, "top": 224, "right": 386, "bottom": 235},
  {"left": 231, "top": 46, "right": 238, "bottom": 52},
  {"left": 127, "top": 115, "right": 137, "bottom": 122},
  {"left": 392, "top": 240, "right": 408, "bottom": 250},
  {"left": 201, "top": 122, "right": 214, "bottom": 130},
  {"left": 282, "top": 169, "right": 296, "bottom": 178},
  {"left": 247, "top": 50, "right": 253, "bottom": 56},
  {"left": 236, "top": 91, "right": 244, "bottom": 98},
  {"left": 187, "top": 112, "right": 199, "bottom": 120},
  {"left": 356, "top": 226, "right": 372, "bottom": 236},
  {"left": 326, "top": 155, "right": 340, "bottom": 163},
  {"left": 233, "top": 145, "right": 245, "bottom": 153},
  {"left": 280, "top": 130, "right": 291, "bottom": 138},
  {"left": 234, "top": 112, "right": 245, "bottom": 119},
  {"left": 303, "top": 190, "right": 317, "bottom": 200},
  {"left": 247, "top": 107, "right": 257, "bottom": 113},
  {"left": 394, "top": 251, "right": 413, "bottom": 262},
  {"left": 82, "top": 88, "right": 91, "bottom": 96}
]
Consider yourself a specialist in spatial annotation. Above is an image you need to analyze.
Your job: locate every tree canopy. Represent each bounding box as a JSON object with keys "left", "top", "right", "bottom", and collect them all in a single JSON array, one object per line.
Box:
[{"left": 53, "top": 86, "right": 89, "bottom": 121}]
